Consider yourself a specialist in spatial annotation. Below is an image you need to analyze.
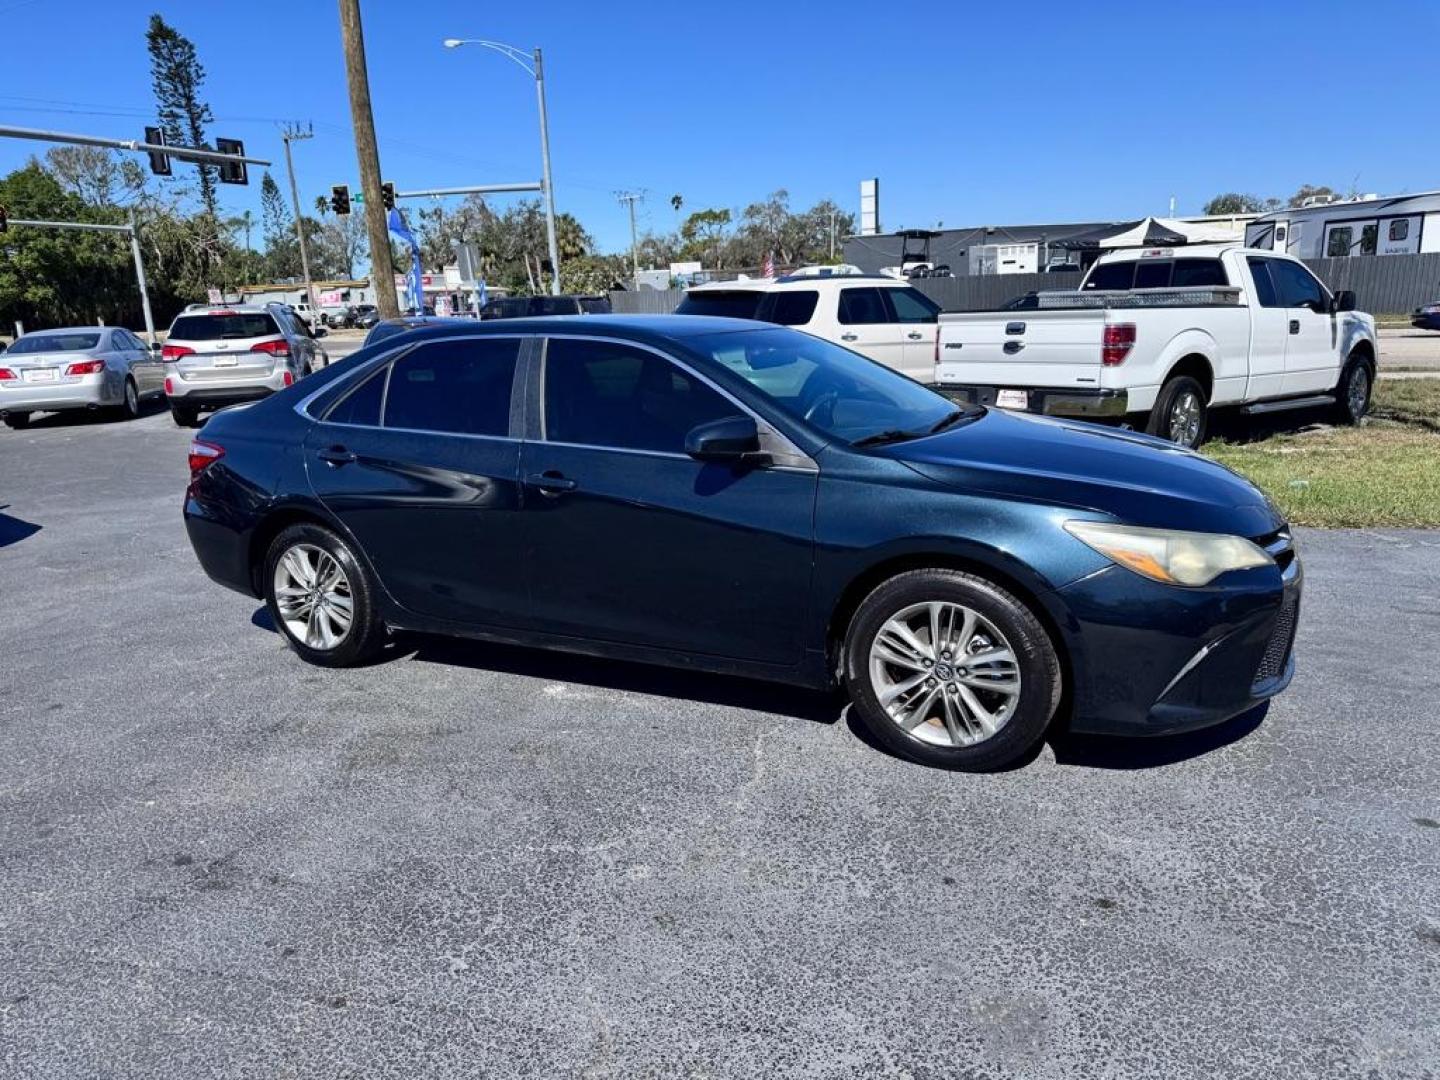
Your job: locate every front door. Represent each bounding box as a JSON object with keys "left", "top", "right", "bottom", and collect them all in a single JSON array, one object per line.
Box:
[
  {"left": 885, "top": 287, "right": 941, "bottom": 382},
  {"left": 304, "top": 335, "right": 531, "bottom": 626},
  {"left": 1266, "top": 258, "right": 1340, "bottom": 395},
  {"left": 521, "top": 336, "right": 817, "bottom": 665},
  {"left": 834, "top": 286, "right": 907, "bottom": 374}
]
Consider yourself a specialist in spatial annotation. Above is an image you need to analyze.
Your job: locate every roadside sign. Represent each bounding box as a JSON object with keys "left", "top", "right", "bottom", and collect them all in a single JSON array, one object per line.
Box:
[{"left": 206, "top": 287, "right": 222, "bottom": 304}]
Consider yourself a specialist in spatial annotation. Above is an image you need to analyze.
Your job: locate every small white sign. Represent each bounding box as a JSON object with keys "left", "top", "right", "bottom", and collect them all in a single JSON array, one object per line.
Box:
[
  {"left": 996, "top": 389, "right": 1029, "bottom": 410},
  {"left": 206, "top": 287, "right": 222, "bottom": 304}
]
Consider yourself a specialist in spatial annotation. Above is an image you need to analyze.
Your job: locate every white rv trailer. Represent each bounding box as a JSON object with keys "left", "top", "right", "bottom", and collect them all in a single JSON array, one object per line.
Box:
[{"left": 1245, "top": 191, "right": 1440, "bottom": 259}]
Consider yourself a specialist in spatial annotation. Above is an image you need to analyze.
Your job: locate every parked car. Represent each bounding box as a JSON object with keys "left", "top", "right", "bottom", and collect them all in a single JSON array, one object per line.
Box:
[
  {"left": 161, "top": 303, "right": 325, "bottom": 427},
  {"left": 678, "top": 276, "right": 941, "bottom": 382},
  {"left": 183, "top": 316, "right": 1301, "bottom": 772},
  {"left": 362, "top": 316, "right": 470, "bottom": 349},
  {"left": 479, "top": 295, "right": 612, "bottom": 319},
  {"left": 1411, "top": 300, "right": 1440, "bottom": 331},
  {"left": 935, "top": 244, "right": 1379, "bottom": 448},
  {"left": 0, "top": 326, "right": 164, "bottom": 429},
  {"left": 353, "top": 305, "right": 381, "bottom": 330}
]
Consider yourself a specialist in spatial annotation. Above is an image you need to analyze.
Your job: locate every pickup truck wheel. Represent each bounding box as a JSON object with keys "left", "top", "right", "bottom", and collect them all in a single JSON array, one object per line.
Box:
[
  {"left": 1148, "top": 375, "right": 1208, "bottom": 448},
  {"left": 1333, "top": 357, "right": 1372, "bottom": 425}
]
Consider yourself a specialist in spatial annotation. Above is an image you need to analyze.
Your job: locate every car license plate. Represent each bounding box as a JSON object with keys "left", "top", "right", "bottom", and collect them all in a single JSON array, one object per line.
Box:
[
  {"left": 212, "top": 356, "right": 238, "bottom": 367},
  {"left": 996, "top": 389, "right": 1028, "bottom": 409},
  {"left": 23, "top": 368, "right": 59, "bottom": 383}
]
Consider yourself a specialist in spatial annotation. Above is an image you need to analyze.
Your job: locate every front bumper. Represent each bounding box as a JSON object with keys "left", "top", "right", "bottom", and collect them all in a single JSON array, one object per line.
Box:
[
  {"left": 0, "top": 372, "right": 116, "bottom": 414},
  {"left": 1056, "top": 533, "right": 1302, "bottom": 737},
  {"left": 939, "top": 384, "right": 1129, "bottom": 419}
]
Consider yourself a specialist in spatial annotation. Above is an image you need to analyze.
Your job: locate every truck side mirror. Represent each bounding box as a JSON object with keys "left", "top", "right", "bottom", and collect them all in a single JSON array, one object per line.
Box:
[{"left": 1332, "top": 290, "right": 1356, "bottom": 313}]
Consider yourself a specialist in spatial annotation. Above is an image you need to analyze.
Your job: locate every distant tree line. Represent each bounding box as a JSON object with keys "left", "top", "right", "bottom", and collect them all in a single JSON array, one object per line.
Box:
[{"left": 1202, "top": 185, "right": 1343, "bottom": 216}]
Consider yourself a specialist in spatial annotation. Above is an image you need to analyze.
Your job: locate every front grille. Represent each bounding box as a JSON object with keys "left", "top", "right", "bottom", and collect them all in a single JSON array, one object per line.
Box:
[
  {"left": 1254, "top": 590, "right": 1299, "bottom": 686},
  {"left": 1254, "top": 527, "right": 1296, "bottom": 572}
]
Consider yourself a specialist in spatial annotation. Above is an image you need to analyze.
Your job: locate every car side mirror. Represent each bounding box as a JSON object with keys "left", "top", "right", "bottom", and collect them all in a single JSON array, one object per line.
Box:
[
  {"left": 685, "top": 415, "right": 769, "bottom": 465},
  {"left": 1332, "top": 290, "right": 1356, "bottom": 313}
]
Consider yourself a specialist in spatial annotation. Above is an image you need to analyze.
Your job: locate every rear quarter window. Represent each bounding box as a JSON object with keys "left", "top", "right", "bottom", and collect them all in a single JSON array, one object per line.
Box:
[
  {"left": 755, "top": 290, "right": 819, "bottom": 325},
  {"left": 169, "top": 313, "right": 280, "bottom": 340}
]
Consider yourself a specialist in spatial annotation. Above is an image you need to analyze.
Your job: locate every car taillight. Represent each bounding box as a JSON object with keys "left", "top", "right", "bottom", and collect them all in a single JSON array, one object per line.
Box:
[
  {"left": 64, "top": 359, "right": 106, "bottom": 376},
  {"left": 282, "top": 370, "right": 294, "bottom": 387},
  {"left": 0, "top": 367, "right": 16, "bottom": 381},
  {"left": 1102, "top": 323, "right": 1136, "bottom": 366},
  {"left": 188, "top": 439, "right": 224, "bottom": 479},
  {"left": 162, "top": 343, "right": 194, "bottom": 361},
  {"left": 164, "top": 376, "right": 174, "bottom": 394},
  {"left": 251, "top": 339, "right": 291, "bottom": 358}
]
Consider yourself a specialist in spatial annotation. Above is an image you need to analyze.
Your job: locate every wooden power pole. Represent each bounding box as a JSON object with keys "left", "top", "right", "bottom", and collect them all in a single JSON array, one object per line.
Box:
[{"left": 337, "top": 0, "right": 398, "bottom": 318}]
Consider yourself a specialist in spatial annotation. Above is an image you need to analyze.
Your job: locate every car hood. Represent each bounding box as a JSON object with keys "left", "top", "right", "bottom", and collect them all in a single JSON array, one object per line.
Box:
[{"left": 880, "top": 408, "right": 1283, "bottom": 536}]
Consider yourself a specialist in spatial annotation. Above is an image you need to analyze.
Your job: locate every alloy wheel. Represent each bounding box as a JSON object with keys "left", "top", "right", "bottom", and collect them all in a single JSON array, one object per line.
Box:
[
  {"left": 124, "top": 380, "right": 138, "bottom": 415},
  {"left": 1168, "top": 390, "right": 1202, "bottom": 445},
  {"left": 867, "top": 601, "right": 1022, "bottom": 748},
  {"left": 1347, "top": 366, "right": 1370, "bottom": 418},
  {"left": 272, "top": 543, "right": 354, "bottom": 650}
]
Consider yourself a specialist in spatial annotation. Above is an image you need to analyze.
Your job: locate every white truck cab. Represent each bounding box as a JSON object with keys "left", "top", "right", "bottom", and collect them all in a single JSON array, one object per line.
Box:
[{"left": 934, "top": 245, "right": 1378, "bottom": 447}]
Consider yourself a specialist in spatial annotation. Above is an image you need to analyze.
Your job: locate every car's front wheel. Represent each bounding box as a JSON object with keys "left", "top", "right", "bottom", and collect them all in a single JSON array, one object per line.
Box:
[
  {"left": 263, "top": 523, "right": 384, "bottom": 667},
  {"left": 1332, "top": 354, "right": 1372, "bottom": 425},
  {"left": 844, "top": 569, "right": 1061, "bottom": 771}
]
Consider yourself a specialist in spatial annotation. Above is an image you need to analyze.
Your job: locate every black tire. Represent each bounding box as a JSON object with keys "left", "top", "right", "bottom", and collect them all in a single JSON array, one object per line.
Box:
[
  {"left": 169, "top": 402, "right": 199, "bottom": 427},
  {"left": 1147, "top": 374, "right": 1208, "bottom": 448},
  {"left": 1332, "top": 354, "right": 1372, "bottom": 425},
  {"left": 3, "top": 412, "right": 31, "bottom": 430},
  {"left": 263, "top": 522, "right": 384, "bottom": 668},
  {"left": 843, "top": 568, "right": 1062, "bottom": 772},
  {"left": 119, "top": 377, "right": 141, "bottom": 420}
]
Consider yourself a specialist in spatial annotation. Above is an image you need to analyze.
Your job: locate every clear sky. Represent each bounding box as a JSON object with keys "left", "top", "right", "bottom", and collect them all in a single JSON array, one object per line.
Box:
[{"left": 2, "top": 0, "right": 1437, "bottom": 254}]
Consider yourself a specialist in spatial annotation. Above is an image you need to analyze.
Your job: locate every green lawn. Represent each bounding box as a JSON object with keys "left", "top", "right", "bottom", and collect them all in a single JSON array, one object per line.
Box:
[{"left": 1203, "top": 379, "right": 1440, "bottom": 527}]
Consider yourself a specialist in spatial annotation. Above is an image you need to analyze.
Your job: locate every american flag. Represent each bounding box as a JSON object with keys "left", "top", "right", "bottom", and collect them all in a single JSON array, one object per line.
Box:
[{"left": 761, "top": 251, "right": 775, "bottom": 278}]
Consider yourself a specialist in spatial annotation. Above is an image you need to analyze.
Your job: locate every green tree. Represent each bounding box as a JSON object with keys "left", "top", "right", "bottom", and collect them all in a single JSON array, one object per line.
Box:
[
  {"left": 1203, "top": 192, "right": 1265, "bottom": 215},
  {"left": 259, "top": 171, "right": 299, "bottom": 280},
  {"left": 1288, "top": 184, "right": 1337, "bottom": 207},
  {"left": 146, "top": 14, "right": 218, "bottom": 222},
  {"left": 678, "top": 208, "right": 732, "bottom": 266}
]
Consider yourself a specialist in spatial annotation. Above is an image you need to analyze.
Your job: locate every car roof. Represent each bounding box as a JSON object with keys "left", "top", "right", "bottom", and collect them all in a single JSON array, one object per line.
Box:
[
  {"left": 686, "top": 275, "right": 905, "bottom": 294},
  {"left": 1093, "top": 243, "right": 1291, "bottom": 264},
  {"left": 372, "top": 313, "right": 766, "bottom": 347}
]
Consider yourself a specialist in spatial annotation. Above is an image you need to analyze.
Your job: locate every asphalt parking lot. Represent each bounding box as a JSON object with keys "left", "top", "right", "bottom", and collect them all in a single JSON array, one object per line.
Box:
[{"left": 2, "top": 406, "right": 1437, "bottom": 1079}]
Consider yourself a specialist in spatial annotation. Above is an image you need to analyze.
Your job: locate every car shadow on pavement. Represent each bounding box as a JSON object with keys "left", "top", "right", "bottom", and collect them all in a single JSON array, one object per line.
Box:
[
  {"left": 1047, "top": 703, "right": 1268, "bottom": 769},
  {"left": 0, "top": 505, "right": 42, "bottom": 548},
  {"left": 18, "top": 397, "right": 169, "bottom": 430},
  {"left": 250, "top": 606, "right": 844, "bottom": 726}
]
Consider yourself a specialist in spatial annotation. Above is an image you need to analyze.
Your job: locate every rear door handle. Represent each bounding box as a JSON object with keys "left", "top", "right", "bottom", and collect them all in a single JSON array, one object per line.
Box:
[
  {"left": 1288, "top": 319, "right": 1301, "bottom": 334},
  {"left": 840, "top": 333, "right": 859, "bottom": 342},
  {"left": 906, "top": 331, "right": 924, "bottom": 340},
  {"left": 526, "top": 471, "right": 577, "bottom": 496},
  {"left": 1003, "top": 341, "right": 1026, "bottom": 354},
  {"left": 317, "top": 446, "right": 356, "bottom": 466}
]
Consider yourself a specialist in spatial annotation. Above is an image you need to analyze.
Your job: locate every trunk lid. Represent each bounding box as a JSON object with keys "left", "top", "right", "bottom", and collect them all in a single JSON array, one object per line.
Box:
[{"left": 937, "top": 309, "right": 1107, "bottom": 392}]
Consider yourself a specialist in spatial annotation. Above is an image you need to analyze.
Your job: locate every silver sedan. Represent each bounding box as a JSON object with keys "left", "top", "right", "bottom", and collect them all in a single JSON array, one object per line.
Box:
[{"left": 0, "top": 327, "right": 165, "bottom": 429}]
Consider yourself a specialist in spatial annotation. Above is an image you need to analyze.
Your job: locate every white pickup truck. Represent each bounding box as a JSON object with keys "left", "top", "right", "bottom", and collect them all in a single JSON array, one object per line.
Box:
[{"left": 934, "top": 244, "right": 1378, "bottom": 447}]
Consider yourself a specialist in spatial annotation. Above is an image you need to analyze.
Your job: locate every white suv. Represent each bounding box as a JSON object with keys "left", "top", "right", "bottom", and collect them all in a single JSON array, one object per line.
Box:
[
  {"left": 677, "top": 276, "right": 940, "bottom": 381},
  {"left": 162, "top": 303, "right": 325, "bottom": 426}
]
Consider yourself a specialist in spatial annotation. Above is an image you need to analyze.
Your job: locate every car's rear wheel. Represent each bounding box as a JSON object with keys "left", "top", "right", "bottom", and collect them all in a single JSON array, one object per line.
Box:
[
  {"left": 169, "top": 402, "right": 198, "bottom": 427},
  {"left": 1332, "top": 354, "right": 1372, "bottom": 425},
  {"left": 120, "top": 377, "right": 141, "bottom": 420},
  {"left": 3, "top": 412, "right": 31, "bottom": 430},
  {"left": 844, "top": 569, "right": 1061, "bottom": 771},
  {"left": 1147, "top": 375, "right": 1208, "bottom": 448},
  {"left": 264, "top": 523, "right": 384, "bottom": 667}
]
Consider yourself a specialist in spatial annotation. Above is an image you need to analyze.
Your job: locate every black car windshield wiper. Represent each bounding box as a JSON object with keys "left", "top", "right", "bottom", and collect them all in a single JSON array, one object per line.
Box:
[
  {"left": 851, "top": 428, "right": 922, "bottom": 448},
  {"left": 928, "top": 406, "right": 983, "bottom": 434}
]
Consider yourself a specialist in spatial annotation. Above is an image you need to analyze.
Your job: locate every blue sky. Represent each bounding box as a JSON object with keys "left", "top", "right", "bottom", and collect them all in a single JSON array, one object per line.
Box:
[{"left": 2, "top": 0, "right": 1437, "bottom": 255}]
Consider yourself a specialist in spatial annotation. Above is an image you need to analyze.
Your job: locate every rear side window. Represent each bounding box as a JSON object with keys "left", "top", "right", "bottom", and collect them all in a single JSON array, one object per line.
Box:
[
  {"left": 325, "top": 369, "right": 386, "bottom": 427},
  {"left": 755, "top": 290, "right": 819, "bottom": 325},
  {"left": 169, "top": 313, "right": 279, "bottom": 340},
  {"left": 886, "top": 288, "right": 940, "bottom": 323},
  {"left": 1082, "top": 262, "right": 1135, "bottom": 291},
  {"left": 1246, "top": 258, "right": 1280, "bottom": 307},
  {"left": 1171, "top": 259, "right": 1228, "bottom": 287},
  {"left": 1133, "top": 260, "right": 1172, "bottom": 289},
  {"left": 675, "top": 291, "right": 765, "bottom": 319},
  {"left": 837, "top": 287, "right": 889, "bottom": 324},
  {"left": 382, "top": 338, "right": 519, "bottom": 436}
]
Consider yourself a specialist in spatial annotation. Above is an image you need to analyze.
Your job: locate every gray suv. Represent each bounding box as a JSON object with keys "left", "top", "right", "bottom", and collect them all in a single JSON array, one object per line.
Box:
[{"left": 162, "top": 303, "right": 326, "bottom": 426}]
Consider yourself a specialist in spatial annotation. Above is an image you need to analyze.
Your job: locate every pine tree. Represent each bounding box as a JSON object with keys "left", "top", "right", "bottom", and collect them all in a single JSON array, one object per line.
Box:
[
  {"left": 146, "top": 14, "right": 217, "bottom": 221},
  {"left": 260, "top": 171, "right": 299, "bottom": 280}
]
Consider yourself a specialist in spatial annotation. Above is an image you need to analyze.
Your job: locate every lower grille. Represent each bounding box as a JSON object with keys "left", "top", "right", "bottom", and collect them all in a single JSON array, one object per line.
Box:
[{"left": 1253, "top": 591, "right": 1299, "bottom": 686}]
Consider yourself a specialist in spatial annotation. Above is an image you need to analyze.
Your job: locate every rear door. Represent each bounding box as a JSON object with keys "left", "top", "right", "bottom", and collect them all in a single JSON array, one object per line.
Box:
[
  {"left": 1241, "top": 258, "right": 1288, "bottom": 400},
  {"left": 304, "top": 335, "right": 531, "bottom": 626},
  {"left": 835, "top": 286, "right": 907, "bottom": 372},
  {"left": 166, "top": 311, "right": 284, "bottom": 385},
  {"left": 883, "top": 287, "right": 941, "bottom": 381}
]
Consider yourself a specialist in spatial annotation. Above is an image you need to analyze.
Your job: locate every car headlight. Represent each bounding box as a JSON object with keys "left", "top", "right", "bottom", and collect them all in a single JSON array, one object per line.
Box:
[{"left": 1064, "top": 520, "right": 1273, "bottom": 587}]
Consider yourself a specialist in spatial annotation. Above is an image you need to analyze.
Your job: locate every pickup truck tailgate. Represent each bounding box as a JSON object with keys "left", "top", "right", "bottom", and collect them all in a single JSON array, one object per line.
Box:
[{"left": 936, "top": 310, "right": 1105, "bottom": 390}]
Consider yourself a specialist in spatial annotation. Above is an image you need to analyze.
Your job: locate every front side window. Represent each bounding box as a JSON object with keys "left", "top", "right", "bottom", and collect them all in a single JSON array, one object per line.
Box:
[
  {"left": 1245, "top": 258, "right": 1280, "bottom": 308},
  {"left": 837, "top": 287, "right": 890, "bottom": 325},
  {"left": 886, "top": 288, "right": 940, "bottom": 323},
  {"left": 1267, "top": 259, "right": 1327, "bottom": 310},
  {"left": 1327, "top": 228, "right": 1352, "bottom": 257},
  {"left": 382, "top": 337, "right": 519, "bottom": 436},
  {"left": 543, "top": 338, "right": 738, "bottom": 454}
]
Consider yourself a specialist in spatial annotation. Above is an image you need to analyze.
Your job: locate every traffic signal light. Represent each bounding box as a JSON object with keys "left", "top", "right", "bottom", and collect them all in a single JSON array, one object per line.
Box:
[
  {"left": 144, "top": 126, "right": 171, "bottom": 176},
  {"left": 215, "top": 138, "right": 247, "bottom": 185},
  {"left": 330, "top": 185, "right": 351, "bottom": 215},
  {"left": 381, "top": 182, "right": 396, "bottom": 211}
]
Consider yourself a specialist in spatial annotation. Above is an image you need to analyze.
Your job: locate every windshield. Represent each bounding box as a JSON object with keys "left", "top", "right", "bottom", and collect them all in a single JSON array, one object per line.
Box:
[
  {"left": 676, "top": 291, "right": 765, "bottom": 319},
  {"left": 8, "top": 332, "right": 102, "bottom": 354},
  {"left": 169, "top": 313, "right": 279, "bottom": 340},
  {"left": 689, "top": 327, "right": 966, "bottom": 445}
]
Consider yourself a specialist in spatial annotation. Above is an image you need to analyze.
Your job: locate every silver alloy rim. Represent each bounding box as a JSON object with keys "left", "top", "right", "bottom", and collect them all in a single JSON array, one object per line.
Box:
[
  {"left": 125, "top": 381, "right": 138, "bottom": 413},
  {"left": 868, "top": 601, "right": 1022, "bottom": 748},
  {"left": 1348, "top": 367, "right": 1369, "bottom": 417},
  {"left": 272, "top": 543, "right": 354, "bottom": 650},
  {"left": 1169, "top": 390, "right": 1202, "bottom": 445}
]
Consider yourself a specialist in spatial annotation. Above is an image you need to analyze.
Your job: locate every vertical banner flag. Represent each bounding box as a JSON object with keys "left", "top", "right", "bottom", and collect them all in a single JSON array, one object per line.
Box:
[{"left": 387, "top": 207, "right": 426, "bottom": 313}]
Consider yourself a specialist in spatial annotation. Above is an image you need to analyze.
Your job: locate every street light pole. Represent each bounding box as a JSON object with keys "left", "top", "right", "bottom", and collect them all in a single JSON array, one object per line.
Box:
[
  {"left": 443, "top": 38, "right": 562, "bottom": 295},
  {"left": 281, "top": 124, "right": 319, "bottom": 320}
]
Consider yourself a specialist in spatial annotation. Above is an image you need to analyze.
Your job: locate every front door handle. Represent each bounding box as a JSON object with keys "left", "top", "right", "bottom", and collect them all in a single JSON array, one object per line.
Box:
[
  {"left": 317, "top": 446, "right": 356, "bottom": 466},
  {"left": 1289, "top": 319, "right": 1301, "bottom": 334},
  {"left": 840, "top": 333, "right": 859, "bottom": 342},
  {"left": 526, "top": 471, "right": 577, "bottom": 496},
  {"left": 907, "top": 331, "right": 924, "bottom": 340}
]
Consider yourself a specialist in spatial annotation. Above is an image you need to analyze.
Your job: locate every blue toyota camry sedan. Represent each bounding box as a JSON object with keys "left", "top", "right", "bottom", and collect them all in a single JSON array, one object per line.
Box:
[{"left": 183, "top": 316, "right": 1300, "bottom": 771}]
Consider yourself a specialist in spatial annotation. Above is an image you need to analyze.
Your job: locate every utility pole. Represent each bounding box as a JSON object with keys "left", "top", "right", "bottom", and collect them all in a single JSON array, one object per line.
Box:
[
  {"left": 829, "top": 209, "right": 836, "bottom": 261},
  {"left": 616, "top": 191, "right": 643, "bottom": 285},
  {"left": 281, "top": 123, "right": 319, "bottom": 320},
  {"left": 338, "top": 0, "right": 399, "bottom": 318},
  {"left": 532, "top": 48, "right": 561, "bottom": 296},
  {"left": 127, "top": 210, "right": 156, "bottom": 344}
]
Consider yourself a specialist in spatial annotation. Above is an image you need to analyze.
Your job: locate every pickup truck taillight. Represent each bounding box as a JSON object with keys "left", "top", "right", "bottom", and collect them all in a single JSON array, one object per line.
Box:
[{"left": 1102, "top": 323, "right": 1136, "bottom": 366}]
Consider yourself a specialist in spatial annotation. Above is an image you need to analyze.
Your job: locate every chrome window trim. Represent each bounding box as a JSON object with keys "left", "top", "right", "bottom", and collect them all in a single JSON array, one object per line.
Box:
[{"left": 535, "top": 332, "right": 817, "bottom": 471}]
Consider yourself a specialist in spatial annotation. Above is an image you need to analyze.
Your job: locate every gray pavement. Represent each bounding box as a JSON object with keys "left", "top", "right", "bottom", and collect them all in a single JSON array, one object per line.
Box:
[
  {"left": 1378, "top": 326, "right": 1440, "bottom": 372},
  {"left": 1, "top": 407, "right": 1437, "bottom": 1079}
]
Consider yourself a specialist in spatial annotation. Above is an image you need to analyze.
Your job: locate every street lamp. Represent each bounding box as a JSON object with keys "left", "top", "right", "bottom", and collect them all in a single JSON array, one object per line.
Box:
[{"left": 443, "top": 37, "right": 561, "bottom": 296}]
